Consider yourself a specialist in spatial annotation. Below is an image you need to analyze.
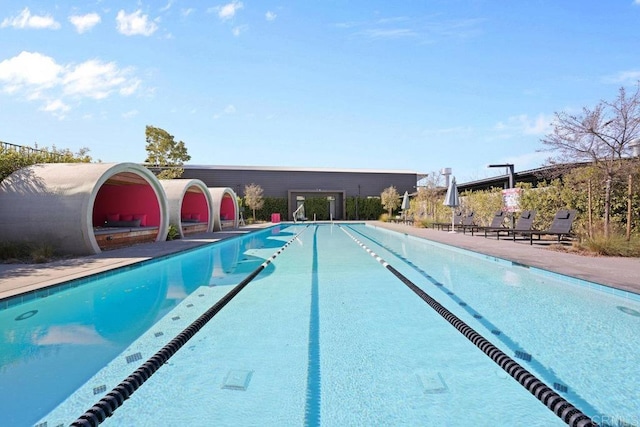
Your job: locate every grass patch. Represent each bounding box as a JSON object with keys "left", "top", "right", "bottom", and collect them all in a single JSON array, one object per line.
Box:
[
  {"left": 575, "top": 233, "right": 640, "bottom": 257},
  {"left": 0, "top": 241, "right": 57, "bottom": 263}
]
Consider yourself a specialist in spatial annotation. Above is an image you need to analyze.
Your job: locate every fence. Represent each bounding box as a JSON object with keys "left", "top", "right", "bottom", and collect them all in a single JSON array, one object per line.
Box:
[{"left": 1, "top": 141, "right": 65, "bottom": 162}]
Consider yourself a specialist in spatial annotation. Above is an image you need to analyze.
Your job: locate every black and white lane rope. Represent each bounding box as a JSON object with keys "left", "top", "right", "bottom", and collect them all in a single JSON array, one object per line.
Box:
[
  {"left": 71, "top": 225, "right": 310, "bottom": 427},
  {"left": 339, "top": 225, "right": 597, "bottom": 427}
]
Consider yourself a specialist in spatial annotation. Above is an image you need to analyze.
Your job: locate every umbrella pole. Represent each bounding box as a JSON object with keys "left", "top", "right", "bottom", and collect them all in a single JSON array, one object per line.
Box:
[{"left": 449, "top": 208, "right": 456, "bottom": 233}]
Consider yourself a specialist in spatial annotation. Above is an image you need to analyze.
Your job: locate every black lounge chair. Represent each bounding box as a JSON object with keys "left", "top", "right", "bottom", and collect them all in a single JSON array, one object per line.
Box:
[
  {"left": 465, "top": 210, "right": 508, "bottom": 236},
  {"left": 432, "top": 211, "right": 463, "bottom": 230},
  {"left": 458, "top": 212, "right": 482, "bottom": 234},
  {"left": 444, "top": 211, "right": 474, "bottom": 232},
  {"left": 484, "top": 210, "right": 537, "bottom": 240},
  {"left": 520, "top": 209, "right": 577, "bottom": 245}
]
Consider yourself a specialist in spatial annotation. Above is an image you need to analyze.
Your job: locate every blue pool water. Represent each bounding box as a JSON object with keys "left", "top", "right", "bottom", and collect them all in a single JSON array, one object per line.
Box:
[{"left": 1, "top": 223, "right": 639, "bottom": 426}]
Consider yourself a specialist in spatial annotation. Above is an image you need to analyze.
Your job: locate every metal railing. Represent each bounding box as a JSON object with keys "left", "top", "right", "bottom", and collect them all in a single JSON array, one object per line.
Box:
[
  {"left": 1, "top": 141, "right": 65, "bottom": 162},
  {"left": 293, "top": 204, "right": 305, "bottom": 223}
]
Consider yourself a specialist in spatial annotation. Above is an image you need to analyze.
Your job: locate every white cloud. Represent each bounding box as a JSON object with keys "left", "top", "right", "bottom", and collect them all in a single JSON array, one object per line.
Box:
[
  {"left": 603, "top": 70, "right": 640, "bottom": 85},
  {"left": 266, "top": 11, "right": 277, "bottom": 22},
  {"left": 214, "top": 104, "right": 237, "bottom": 119},
  {"left": 0, "top": 51, "right": 62, "bottom": 93},
  {"left": 232, "top": 25, "right": 247, "bottom": 36},
  {"left": 181, "top": 8, "right": 195, "bottom": 18},
  {"left": 116, "top": 9, "right": 158, "bottom": 36},
  {"left": 494, "top": 113, "right": 552, "bottom": 136},
  {"left": 340, "top": 16, "right": 483, "bottom": 43},
  {"left": 160, "top": 1, "right": 175, "bottom": 13},
  {"left": 1, "top": 7, "right": 60, "bottom": 30},
  {"left": 360, "top": 28, "right": 417, "bottom": 40},
  {"left": 421, "top": 126, "right": 474, "bottom": 137},
  {"left": 122, "top": 109, "right": 139, "bottom": 118},
  {"left": 217, "top": 1, "right": 243, "bottom": 21},
  {"left": 69, "top": 13, "right": 101, "bottom": 34},
  {"left": 42, "top": 99, "right": 70, "bottom": 116},
  {"left": 63, "top": 60, "right": 140, "bottom": 99},
  {"left": 0, "top": 51, "right": 141, "bottom": 114},
  {"left": 499, "top": 151, "right": 549, "bottom": 171}
]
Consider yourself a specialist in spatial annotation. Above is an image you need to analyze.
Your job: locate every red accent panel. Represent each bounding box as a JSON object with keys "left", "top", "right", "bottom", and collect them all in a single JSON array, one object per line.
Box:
[
  {"left": 220, "top": 194, "right": 236, "bottom": 221},
  {"left": 93, "top": 182, "right": 161, "bottom": 227},
  {"left": 181, "top": 190, "right": 209, "bottom": 222}
]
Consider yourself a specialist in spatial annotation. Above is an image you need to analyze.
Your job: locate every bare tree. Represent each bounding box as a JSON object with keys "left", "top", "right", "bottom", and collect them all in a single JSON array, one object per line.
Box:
[
  {"left": 415, "top": 171, "right": 445, "bottom": 221},
  {"left": 381, "top": 186, "right": 400, "bottom": 218},
  {"left": 541, "top": 83, "right": 640, "bottom": 237},
  {"left": 244, "top": 183, "right": 264, "bottom": 221}
]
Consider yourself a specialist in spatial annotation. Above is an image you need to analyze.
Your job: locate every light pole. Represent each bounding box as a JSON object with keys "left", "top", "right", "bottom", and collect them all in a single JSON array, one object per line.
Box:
[{"left": 487, "top": 163, "right": 515, "bottom": 189}]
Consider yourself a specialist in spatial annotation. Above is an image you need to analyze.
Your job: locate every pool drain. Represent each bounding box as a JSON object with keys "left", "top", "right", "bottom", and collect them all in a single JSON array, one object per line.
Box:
[
  {"left": 15, "top": 309, "right": 38, "bottom": 320},
  {"left": 617, "top": 306, "right": 640, "bottom": 317},
  {"left": 222, "top": 369, "right": 253, "bottom": 391}
]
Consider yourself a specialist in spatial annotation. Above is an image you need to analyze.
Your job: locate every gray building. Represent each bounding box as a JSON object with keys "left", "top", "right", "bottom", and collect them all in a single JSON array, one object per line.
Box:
[{"left": 181, "top": 165, "right": 423, "bottom": 220}]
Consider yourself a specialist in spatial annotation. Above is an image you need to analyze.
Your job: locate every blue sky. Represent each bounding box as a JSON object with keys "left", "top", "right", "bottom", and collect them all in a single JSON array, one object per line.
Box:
[{"left": 1, "top": 1, "right": 640, "bottom": 183}]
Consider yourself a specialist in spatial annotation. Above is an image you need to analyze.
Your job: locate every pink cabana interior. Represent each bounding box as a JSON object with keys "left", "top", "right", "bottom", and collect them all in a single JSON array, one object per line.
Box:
[
  {"left": 220, "top": 193, "right": 236, "bottom": 221},
  {"left": 92, "top": 173, "right": 161, "bottom": 227},
  {"left": 180, "top": 189, "right": 209, "bottom": 223}
]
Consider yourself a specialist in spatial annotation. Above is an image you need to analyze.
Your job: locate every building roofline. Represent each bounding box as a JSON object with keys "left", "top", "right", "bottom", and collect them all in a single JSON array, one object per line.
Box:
[
  {"left": 457, "top": 162, "right": 590, "bottom": 191},
  {"left": 183, "top": 164, "right": 420, "bottom": 175}
]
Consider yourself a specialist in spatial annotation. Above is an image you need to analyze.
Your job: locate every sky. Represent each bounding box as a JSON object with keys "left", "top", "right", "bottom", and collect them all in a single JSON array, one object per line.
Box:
[{"left": 2, "top": 1, "right": 640, "bottom": 184}]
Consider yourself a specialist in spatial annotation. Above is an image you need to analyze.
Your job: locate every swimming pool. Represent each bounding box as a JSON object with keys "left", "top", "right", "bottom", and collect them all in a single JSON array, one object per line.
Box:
[{"left": 1, "top": 223, "right": 638, "bottom": 426}]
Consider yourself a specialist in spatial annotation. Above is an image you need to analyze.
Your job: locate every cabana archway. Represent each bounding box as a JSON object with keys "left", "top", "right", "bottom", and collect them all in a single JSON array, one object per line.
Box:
[
  {"left": 0, "top": 163, "right": 169, "bottom": 255},
  {"left": 208, "top": 187, "right": 239, "bottom": 231},
  {"left": 160, "top": 179, "right": 213, "bottom": 238}
]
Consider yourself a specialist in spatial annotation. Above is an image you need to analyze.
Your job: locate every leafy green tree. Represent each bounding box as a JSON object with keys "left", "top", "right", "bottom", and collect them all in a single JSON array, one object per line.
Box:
[
  {"left": 381, "top": 186, "right": 400, "bottom": 217},
  {"left": 144, "top": 125, "right": 191, "bottom": 179},
  {"left": 244, "top": 183, "right": 264, "bottom": 221}
]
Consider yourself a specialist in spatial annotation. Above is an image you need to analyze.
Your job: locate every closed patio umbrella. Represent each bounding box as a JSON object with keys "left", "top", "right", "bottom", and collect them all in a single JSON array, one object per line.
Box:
[
  {"left": 401, "top": 191, "right": 410, "bottom": 221},
  {"left": 443, "top": 176, "right": 460, "bottom": 233}
]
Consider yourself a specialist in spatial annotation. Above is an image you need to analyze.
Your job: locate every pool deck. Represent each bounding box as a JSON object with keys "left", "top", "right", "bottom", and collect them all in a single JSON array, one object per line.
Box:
[{"left": 1, "top": 221, "right": 639, "bottom": 301}]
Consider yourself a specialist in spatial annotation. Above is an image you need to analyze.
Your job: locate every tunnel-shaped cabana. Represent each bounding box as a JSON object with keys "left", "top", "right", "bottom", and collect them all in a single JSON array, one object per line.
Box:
[
  {"left": 160, "top": 179, "right": 213, "bottom": 238},
  {"left": 0, "top": 162, "right": 169, "bottom": 255},
  {"left": 208, "top": 187, "right": 239, "bottom": 231}
]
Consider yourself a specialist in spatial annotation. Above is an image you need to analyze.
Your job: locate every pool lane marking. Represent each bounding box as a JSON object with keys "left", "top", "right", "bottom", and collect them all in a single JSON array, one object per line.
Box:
[
  {"left": 69, "top": 225, "right": 311, "bottom": 427},
  {"left": 342, "top": 224, "right": 599, "bottom": 416},
  {"left": 304, "top": 225, "right": 321, "bottom": 427},
  {"left": 338, "top": 225, "right": 596, "bottom": 427}
]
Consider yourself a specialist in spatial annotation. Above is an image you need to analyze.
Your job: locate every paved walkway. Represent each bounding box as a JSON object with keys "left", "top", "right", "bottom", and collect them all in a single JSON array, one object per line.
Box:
[{"left": 1, "top": 221, "right": 639, "bottom": 301}]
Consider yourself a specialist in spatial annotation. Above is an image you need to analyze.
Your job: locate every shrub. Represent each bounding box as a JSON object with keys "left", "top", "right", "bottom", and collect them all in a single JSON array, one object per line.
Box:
[
  {"left": 0, "top": 241, "right": 56, "bottom": 263},
  {"left": 578, "top": 233, "right": 640, "bottom": 257},
  {"left": 166, "top": 224, "right": 180, "bottom": 240}
]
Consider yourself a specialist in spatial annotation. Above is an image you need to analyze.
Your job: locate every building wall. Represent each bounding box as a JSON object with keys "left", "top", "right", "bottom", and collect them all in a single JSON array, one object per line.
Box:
[
  {"left": 181, "top": 167, "right": 418, "bottom": 199},
  {"left": 180, "top": 166, "right": 418, "bottom": 221}
]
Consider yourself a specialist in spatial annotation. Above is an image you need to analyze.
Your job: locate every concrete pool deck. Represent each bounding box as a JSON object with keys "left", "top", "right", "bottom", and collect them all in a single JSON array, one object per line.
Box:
[{"left": 1, "top": 221, "right": 639, "bottom": 301}]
